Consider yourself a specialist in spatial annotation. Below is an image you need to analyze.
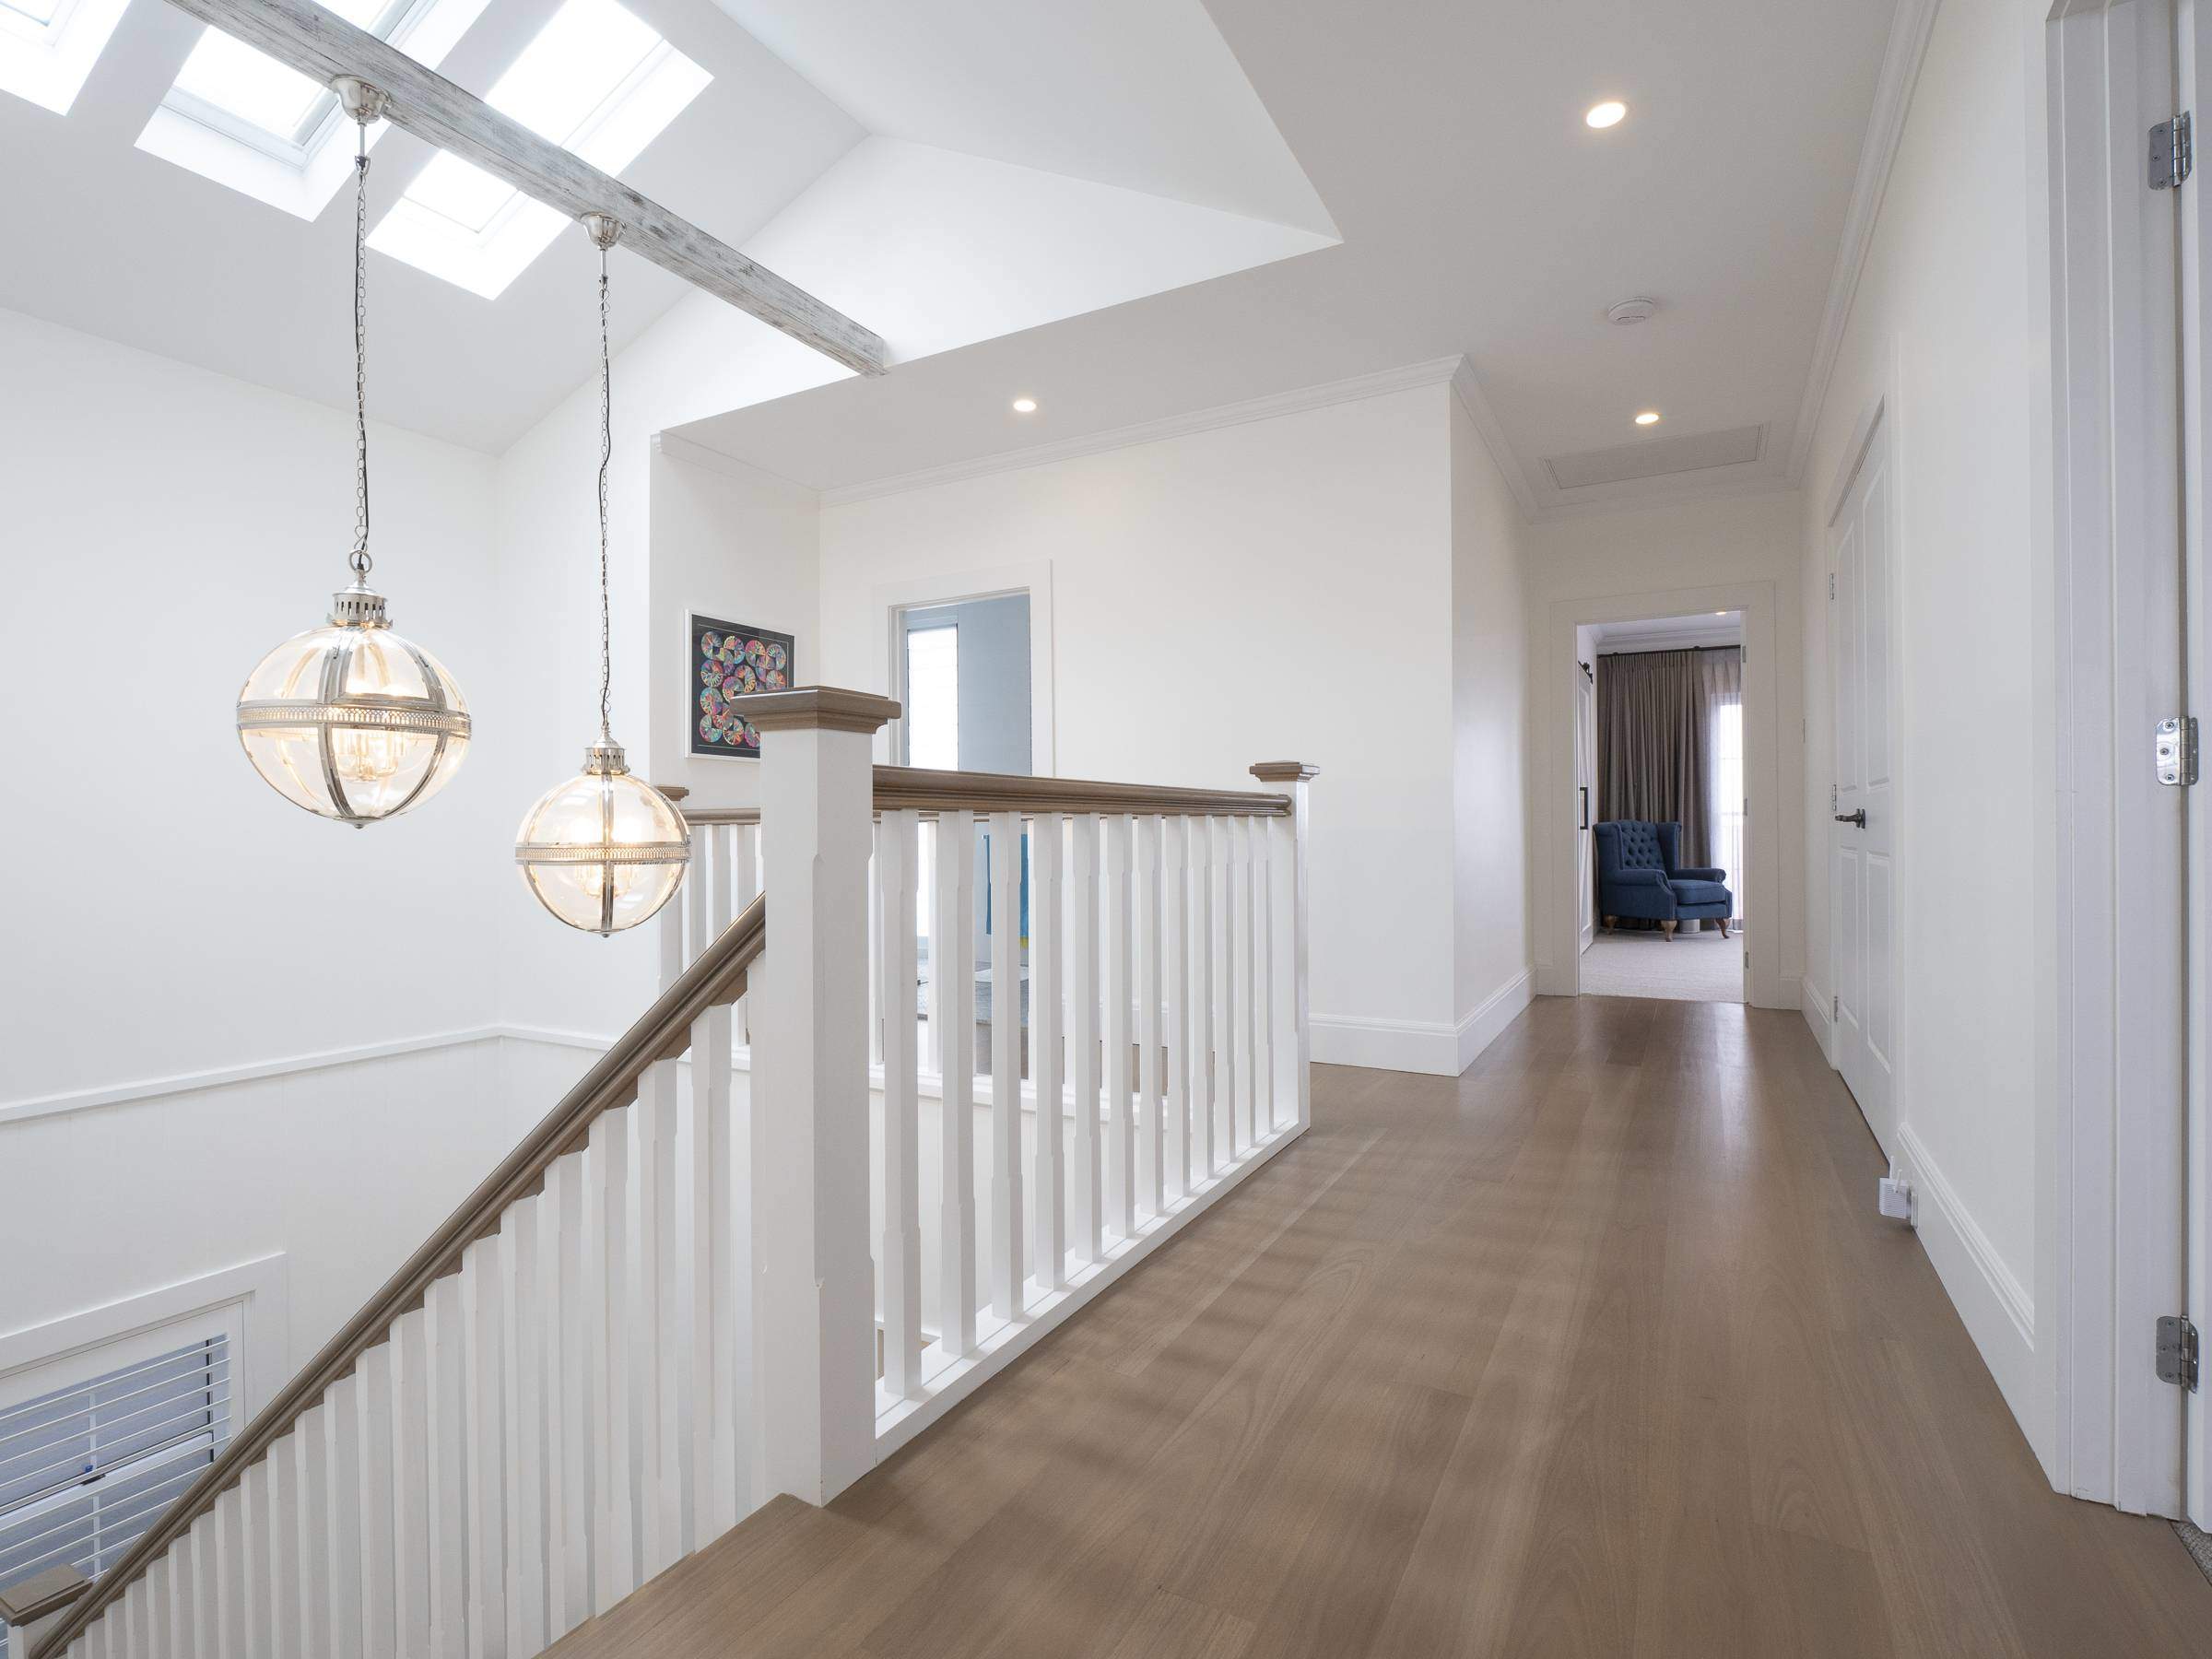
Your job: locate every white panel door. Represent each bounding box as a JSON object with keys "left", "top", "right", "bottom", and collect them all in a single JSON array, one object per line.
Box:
[{"left": 1830, "top": 428, "right": 1896, "bottom": 1156}]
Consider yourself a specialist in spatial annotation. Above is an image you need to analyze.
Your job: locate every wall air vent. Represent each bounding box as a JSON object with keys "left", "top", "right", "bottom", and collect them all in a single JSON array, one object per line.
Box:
[{"left": 1545, "top": 424, "right": 1767, "bottom": 491}]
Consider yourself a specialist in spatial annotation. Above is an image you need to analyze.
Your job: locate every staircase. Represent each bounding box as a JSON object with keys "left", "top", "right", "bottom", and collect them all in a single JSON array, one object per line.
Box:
[{"left": 6, "top": 687, "right": 1316, "bottom": 1659}]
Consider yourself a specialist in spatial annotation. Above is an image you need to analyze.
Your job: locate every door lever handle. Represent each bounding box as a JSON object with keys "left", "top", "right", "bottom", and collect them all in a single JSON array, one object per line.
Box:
[{"left": 1833, "top": 809, "right": 1866, "bottom": 828}]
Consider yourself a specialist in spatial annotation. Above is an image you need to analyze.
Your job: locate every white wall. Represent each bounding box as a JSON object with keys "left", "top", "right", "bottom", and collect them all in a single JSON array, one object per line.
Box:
[
  {"left": 1450, "top": 394, "right": 1535, "bottom": 1066},
  {"left": 0, "top": 308, "right": 558, "bottom": 1369},
  {"left": 1524, "top": 490, "right": 1806, "bottom": 1005},
  {"left": 1794, "top": 0, "right": 2054, "bottom": 1464},
  {"left": 815, "top": 382, "right": 1500, "bottom": 1073}
]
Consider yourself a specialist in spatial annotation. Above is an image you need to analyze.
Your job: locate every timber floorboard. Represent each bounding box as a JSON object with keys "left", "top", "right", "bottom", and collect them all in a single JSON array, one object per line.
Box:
[{"left": 546, "top": 996, "right": 2212, "bottom": 1658}]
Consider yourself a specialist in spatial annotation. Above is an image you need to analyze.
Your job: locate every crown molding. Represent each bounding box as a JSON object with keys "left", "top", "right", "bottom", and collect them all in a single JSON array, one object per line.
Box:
[
  {"left": 1448, "top": 356, "right": 1544, "bottom": 521},
  {"left": 1784, "top": 0, "right": 1940, "bottom": 485},
  {"left": 651, "top": 429, "right": 817, "bottom": 496},
  {"left": 819, "top": 355, "right": 1467, "bottom": 506}
]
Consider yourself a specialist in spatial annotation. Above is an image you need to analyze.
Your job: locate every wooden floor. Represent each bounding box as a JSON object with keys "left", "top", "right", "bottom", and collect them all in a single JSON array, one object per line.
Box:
[{"left": 549, "top": 996, "right": 2212, "bottom": 1657}]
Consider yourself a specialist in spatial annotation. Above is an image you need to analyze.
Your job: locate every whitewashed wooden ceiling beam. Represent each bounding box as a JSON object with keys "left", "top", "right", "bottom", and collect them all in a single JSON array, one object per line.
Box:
[{"left": 161, "top": 0, "right": 888, "bottom": 377}]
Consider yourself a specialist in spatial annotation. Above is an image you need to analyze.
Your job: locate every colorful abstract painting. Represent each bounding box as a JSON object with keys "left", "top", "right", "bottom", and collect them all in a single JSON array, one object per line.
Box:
[{"left": 689, "top": 615, "right": 794, "bottom": 758}]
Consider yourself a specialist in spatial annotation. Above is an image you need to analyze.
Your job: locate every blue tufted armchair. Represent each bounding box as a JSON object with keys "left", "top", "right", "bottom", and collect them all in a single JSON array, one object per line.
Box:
[{"left": 1594, "top": 819, "right": 1734, "bottom": 938}]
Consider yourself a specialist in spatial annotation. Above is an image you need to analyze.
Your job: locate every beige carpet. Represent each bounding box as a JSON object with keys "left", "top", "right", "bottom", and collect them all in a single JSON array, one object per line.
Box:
[{"left": 1579, "top": 925, "right": 1744, "bottom": 1003}]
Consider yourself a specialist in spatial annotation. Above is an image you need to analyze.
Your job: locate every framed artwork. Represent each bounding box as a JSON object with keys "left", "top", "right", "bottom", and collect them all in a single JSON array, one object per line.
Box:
[{"left": 689, "top": 614, "right": 794, "bottom": 758}]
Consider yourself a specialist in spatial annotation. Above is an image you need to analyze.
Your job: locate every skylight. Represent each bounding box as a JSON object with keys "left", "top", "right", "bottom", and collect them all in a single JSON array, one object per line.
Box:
[
  {"left": 0, "top": 0, "right": 128, "bottom": 113},
  {"left": 135, "top": 0, "right": 492, "bottom": 220},
  {"left": 368, "top": 0, "right": 710, "bottom": 299},
  {"left": 165, "top": 0, "right": 411, "bottom": 165}
]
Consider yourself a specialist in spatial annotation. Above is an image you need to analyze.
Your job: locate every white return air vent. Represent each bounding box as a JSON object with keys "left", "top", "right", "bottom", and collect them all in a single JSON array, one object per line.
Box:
[{"left": 1545, "top": 423, "right": 1766, "bottom": 491}]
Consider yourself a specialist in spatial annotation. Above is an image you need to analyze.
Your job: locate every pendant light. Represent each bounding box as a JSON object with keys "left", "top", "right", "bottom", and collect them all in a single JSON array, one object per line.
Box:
[
  {"left": 514, "top": 216, "right": 690, "bottom": 935},
  {"left": 236, "top": 78, "right": 472, "bottom": 827}
]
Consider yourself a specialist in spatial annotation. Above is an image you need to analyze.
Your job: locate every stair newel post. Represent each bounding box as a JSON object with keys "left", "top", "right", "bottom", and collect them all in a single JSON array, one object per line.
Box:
[
  {"left": 747, "top": 687, "right": 900, "bottom": 1508},
  {"left": 1250, "top": 764, "right": 1317, "bottom": 1133}
]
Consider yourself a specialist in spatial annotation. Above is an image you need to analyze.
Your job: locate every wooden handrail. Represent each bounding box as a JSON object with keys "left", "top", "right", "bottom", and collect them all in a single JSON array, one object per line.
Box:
[
  {"left": 665, "top": 766, "right": 1292, "bottom": 827},
  {"left": 32, "top": 896, "right": 770, "bottom": 1659}
]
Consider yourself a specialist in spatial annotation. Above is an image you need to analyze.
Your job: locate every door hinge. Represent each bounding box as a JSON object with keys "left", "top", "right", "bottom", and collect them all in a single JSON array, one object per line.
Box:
[
  {"left": 2153, "top": 112, "right": 2194, "bottom": 187},
  {"left": 2156, "top": 716, "right": 2198, "bottom": 785},
  {"left": 2157, "top": 1314, "right": 2199, "bottom": 1390},
  {"left": 1829, "top": 572, "right": 1836, "bottom": 600},
  {"left": 1831, "top": 992, "right": 1840, "bottom": 1019}
]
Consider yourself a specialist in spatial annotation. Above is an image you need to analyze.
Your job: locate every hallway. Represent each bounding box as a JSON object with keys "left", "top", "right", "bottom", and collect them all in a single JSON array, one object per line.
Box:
[{"left": 548, "top": 996, "right": 2212, "bottom": 1658}]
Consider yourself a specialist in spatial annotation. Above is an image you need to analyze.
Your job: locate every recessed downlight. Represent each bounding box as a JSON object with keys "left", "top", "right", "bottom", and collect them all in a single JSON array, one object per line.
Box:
[
  {"left": 1585, "top": 100, "right": 1627, "bottom": 129},
  {"left": 1012, "top": 397, "right": 1038, "bottom": 414},
  {"left": 1634, "top": 410, "right": 1661, "bottom": 426}
]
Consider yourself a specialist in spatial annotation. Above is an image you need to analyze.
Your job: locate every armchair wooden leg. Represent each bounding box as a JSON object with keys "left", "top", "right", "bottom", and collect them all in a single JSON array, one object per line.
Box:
[
  {"left": 1662, "top": 920, "right": 1677, "bottom": 941},
  {"left": 1720, "top": 917, "right": 1731, "bottom": 938},
  {"left": 1604, "top": 914, "right": 1616, "bottom": 933}
]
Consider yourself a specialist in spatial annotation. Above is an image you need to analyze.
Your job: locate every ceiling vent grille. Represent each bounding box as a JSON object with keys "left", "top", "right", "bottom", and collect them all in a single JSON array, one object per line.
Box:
[{"left": 1545, "top": 424, "right": 1766, "bottom": 491}]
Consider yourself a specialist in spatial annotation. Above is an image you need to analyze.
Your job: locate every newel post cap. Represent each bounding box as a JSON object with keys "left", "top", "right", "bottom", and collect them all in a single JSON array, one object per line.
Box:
[
  {"left": 0, "top": 1563, "right": 90, "bottom": 1626},
  {"left": 744, "top": 686, "right": 902, "bottom": 735},
  {"left": 1250, "top": 761, "right": 1320, "bottom": 784}
]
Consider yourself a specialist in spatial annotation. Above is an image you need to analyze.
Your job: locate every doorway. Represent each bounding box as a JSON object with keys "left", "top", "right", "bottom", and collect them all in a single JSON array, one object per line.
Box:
[
  {"left": 1577, "top": 611, "right": 1748, "bottom": 1005},
  {"left": 894, "top": 592, "right": 1033, "bottom": 775}
]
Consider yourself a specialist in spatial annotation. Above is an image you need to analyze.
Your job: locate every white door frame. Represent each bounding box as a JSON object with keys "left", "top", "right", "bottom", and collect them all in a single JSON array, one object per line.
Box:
[
  {"left": 1537, "top": 581, "right": 1783, "bottom": 1008},
  {"left": 2046, "top": 0, "right": 2189, "bottom": 1518},
  {"left": 872, "top": 559, "right": 1057, "bottom": 775},
  {"left": 1820, "top": 394, "right": 1901, "bottom": 1160}
]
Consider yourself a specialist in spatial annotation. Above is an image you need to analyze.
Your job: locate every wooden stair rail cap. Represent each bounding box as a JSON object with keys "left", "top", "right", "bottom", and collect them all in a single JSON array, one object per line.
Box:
[{"left": 744, "top": 686, "right": 902, "bottom": 735}]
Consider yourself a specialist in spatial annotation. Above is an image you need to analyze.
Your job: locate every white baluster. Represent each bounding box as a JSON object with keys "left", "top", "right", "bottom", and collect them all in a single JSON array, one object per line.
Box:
[
  {"left": 391, "top": 1310, "right": 431, "bottom": 1659},
  {"left": 693, "top": 828, "right": 739, "bottom": 1541},
  {"left": 1105, "top": 814, "right": 1134, "bottom": 1240},
  {"left": 1252, "top": 818, "right": 1275, "bottom": 1135},
  {"left": 878, "top": 807, "right": 924, "bottom": 1396},
  {"left": 294, "top": 1405, "right": 329, "bottom": 1659},
  {"left": 547, "top": 1152, "right": 591, "bottom": 1638},
  {"left": 935, "top": 811, "right": 979, "bottom": 1357},
  {"left": 1212, "top": 818, "right": 1238, "bottom": 1162},
  {"left": 425, "top": 1278, "right": 469, "bottom": 1658},
  {"left": 1163, "top": 818, "right": 1191, "bottom": 1201},
  {"left": 192, "top": 1509, "right": 222, "bottom": 1659},
  {"left": 265, "top": 1437, "right": 301, "bottom": 1659},
  {"left": 867, "top": 821, "right": 885, "bottom": 1070},
  {"left": 921, "top": 816, "right": 942, "bottom": 1079},
  {"left": 356, "top": 1342, "right": 398, "bottom": 1659},
  {"left": 1030, "top": 813, "right": 1065, "bottom": 1289},
  {"left": 502, "top": 1196, "right": 545, "bottom": 1654},
  {"left": 1190, "top": 818, "right": 1215, "bottom": 1179},
  {"left": 167, "top": 1528, "right": 195, "bottom": 1658},
  {"left": 1136, "top": 815, "right": 1163, "bottom": 1219},
  {"left": 638, "top": 1066, "right": 682, "bottom": 1575},
  {"left": 119, "top": 1581, "right": 144, "bottom": 1659},
  {"left": 987, "top": 811, "right": 1024, "bottom": 1316},
  {"left": 587, "top": 1110, "right": 634, "bottom": 1611},
  {"left": 1069, "top": 815, "right": 1102, "bottom": 1264},
  {"left": 1237, "top": 817, "right": 1258, "bottom": 1151},
  {"left": 213, "top": 1485, "right": 247, "bottom": 1659},
  {"left": 462, "top": 1238, "right": 507, "bottom": 1659},
  {"left": 734, "top": 824, "right": 760, "bottom": 1049},
  {"left": 324, "top": 1376, "right": 362, "bottom": 1659}
]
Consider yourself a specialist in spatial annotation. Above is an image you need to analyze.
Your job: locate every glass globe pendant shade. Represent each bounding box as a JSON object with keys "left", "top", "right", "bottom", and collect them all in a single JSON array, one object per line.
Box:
[
  {"left": 514, "top": 742, "right": 690, "bottom": 935},
  {"left": 236, "top": 579, "right": 472, "bottom": 826}
]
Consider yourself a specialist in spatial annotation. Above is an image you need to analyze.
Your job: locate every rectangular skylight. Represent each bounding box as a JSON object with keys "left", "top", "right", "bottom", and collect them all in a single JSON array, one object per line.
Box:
[
  {"left": 165, "top": 0, "right": 410, "bottom": 164},
  {"left": 135, "top": 0, "right": 493, "bottom": 220},
  {"left": 368, "top": 0, "right": 710, "bottom": 299},
  {"left": 0, "top": 0, "right": 126, "bottom": 112}
]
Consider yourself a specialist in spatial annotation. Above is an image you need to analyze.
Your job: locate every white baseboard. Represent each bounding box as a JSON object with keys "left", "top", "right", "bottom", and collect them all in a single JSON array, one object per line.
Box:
[
  {"left": 1800, "top": 977, "right": 1836, "bottom": 1065},
  {"left": 1891, "top": 1122, "right": 2039, "bottom": 1436},
  {"left": 1457, "top": 969, "right": 1534, "bottom": 1073},
  {"left": 1310, "top": 1013, "right": 1458, "bottom": 1076}
]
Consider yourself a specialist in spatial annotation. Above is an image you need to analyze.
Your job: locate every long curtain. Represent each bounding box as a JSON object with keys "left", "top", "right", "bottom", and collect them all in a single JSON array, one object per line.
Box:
[
  {"left": 1595, "top": 648, "right": 1708, "bottom": 864},
  {"left": 1701, "top": 648, "right": 1745, "bottom": 920}
]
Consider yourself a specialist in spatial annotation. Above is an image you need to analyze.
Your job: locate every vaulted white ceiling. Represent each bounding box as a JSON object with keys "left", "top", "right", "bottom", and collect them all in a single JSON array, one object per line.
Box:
[
  {"left": 677, "top": 0, "right": 1902, "bottom": 516},
  {"left": 0, "top": 0, "right": 1331, "bottom": 452},
  {"left": 5, "top": 0, "right": 1902, "bottom": 511}
]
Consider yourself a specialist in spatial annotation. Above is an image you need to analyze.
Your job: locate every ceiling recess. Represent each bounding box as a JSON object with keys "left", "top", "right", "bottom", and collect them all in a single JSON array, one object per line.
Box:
[
  {"left": 1606, "top": 296, "right": 1657, "bottom": 325},
  {"left": 1545, "top": 423, "right": 1765, "bottom": 490}
]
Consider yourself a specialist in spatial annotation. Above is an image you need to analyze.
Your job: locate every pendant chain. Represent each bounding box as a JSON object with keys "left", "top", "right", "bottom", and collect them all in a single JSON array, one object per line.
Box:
[
  {"left": 597, "top": 244, "right": 613, "bottom": 746},
  {"left": 349, "top": 118, "right": 372, "bottom": 581}
]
